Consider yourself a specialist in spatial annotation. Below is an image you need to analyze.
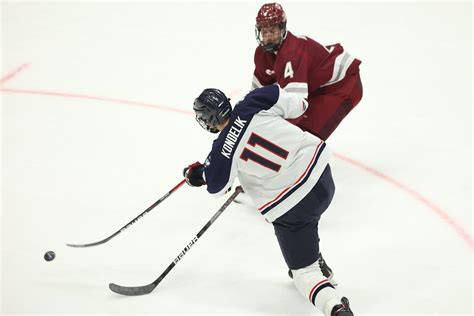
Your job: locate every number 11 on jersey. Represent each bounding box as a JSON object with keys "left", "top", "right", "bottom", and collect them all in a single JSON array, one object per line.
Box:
[{"left": 240, "top": 132, "right": 289, "bottom": 172}]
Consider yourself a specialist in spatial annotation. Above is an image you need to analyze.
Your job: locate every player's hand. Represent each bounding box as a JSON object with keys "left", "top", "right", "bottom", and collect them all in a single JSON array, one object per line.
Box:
[{"left": 183, "top": 161, "right": 206, "bottom": 187}]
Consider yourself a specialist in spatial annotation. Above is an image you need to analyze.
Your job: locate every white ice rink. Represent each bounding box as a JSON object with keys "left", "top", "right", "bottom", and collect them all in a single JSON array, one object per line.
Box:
[{"left": 1, "top": 1, "right": 472, "bottom": 315}]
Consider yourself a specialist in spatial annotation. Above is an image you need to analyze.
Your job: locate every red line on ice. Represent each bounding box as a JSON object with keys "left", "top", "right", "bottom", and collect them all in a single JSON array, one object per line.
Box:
[
  {"left": 0, "top": 63, "right": 31, "bottom": 85},
  {"left": 1, "top": 64, "right": 471, "bottom": 251},
  {"left": 0, "top": 87, "right": 192, "bottom": 115},
  {"left": 334, "top": 152, "right": 473, "bottom": 251}
]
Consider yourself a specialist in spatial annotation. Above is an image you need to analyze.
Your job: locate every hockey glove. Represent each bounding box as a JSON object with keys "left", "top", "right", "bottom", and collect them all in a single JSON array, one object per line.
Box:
[{"left": 183, "top": 161, "right": 206, "bottom": 187}]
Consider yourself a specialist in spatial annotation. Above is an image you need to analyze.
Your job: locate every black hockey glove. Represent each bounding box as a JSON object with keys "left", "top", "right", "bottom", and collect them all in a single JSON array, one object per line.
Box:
[{"left": 183, "top": 161, "right": 206, "bottom": 187}]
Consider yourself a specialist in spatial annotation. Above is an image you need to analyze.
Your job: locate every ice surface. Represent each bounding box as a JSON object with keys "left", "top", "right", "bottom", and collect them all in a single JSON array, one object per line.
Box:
[{"left": 1, "top": 2, "right": 472, "bottom": 315}]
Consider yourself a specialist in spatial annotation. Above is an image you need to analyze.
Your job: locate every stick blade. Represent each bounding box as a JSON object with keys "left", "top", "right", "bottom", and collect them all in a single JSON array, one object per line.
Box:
[
  {"left": 109, "top": 282, "right": 157, "bottom": 296},
  {"left": 66, "top": 238, "right": 110, "bottom": 248},
  {"left": 66, "top": 243, "right": 91, "bottom": 248}
]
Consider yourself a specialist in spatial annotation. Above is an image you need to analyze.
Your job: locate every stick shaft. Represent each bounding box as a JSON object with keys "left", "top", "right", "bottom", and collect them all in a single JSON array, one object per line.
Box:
[
  {"left": 67, "top": 179, "right": 186, "bottom": 248},
  {"left": 109, "top": 186, "right": 243, "bottom": 296}
]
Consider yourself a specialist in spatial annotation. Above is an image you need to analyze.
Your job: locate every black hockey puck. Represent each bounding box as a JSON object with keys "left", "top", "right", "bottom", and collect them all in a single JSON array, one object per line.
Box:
[{"left": 44, "top": 251, "right": 55, "bottom": 261}]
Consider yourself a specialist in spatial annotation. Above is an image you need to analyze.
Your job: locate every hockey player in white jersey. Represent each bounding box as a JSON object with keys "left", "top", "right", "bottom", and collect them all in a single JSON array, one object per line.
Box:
[{"left": 183, "top": 85, "right": 353, "bottom": 316}]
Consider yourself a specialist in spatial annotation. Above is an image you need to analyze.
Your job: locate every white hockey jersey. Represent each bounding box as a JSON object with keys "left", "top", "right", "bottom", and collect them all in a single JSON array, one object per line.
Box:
[{"left": 203, "top": 85, "right": 331, "bottom": 222}]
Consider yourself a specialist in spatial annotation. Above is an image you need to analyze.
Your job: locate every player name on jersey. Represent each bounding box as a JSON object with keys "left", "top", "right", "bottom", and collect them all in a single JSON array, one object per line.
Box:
[{"left": 221, "top": 116, "right": 247, "bottom": 159}]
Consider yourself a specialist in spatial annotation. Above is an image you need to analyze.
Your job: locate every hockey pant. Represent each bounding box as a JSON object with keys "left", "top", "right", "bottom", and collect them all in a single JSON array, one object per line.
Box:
[{"left": 289, "top": 71, "right": 363, "bottom": 141}]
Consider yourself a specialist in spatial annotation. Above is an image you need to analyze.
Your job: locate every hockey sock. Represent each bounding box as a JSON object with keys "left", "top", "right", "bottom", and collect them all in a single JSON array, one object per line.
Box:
[{"left": 291, "top": 260, "right": 341, "bottom": 316}]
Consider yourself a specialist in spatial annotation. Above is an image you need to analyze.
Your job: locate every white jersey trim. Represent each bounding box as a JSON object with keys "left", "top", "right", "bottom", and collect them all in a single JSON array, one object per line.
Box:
[
  {"left": 258, "top": 140, "right": 324, "bottom": 211},
  {"left": 260, "top": 143, "right": 331, "bottom": 222},
  {"left": 251, "top": 75, "right": 263, "bottom": 90},
  {"left": 321, "top": 50, "right": 355, "bottom": 87},
  {"left": 283, "top": 82, "right": 309, "bottom": 99}
]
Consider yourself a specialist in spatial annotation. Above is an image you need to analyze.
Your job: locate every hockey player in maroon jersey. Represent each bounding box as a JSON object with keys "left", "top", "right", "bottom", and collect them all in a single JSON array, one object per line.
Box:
[
  {"left": 183, "top": 87, "right": 354, "bottom": 316},
  {"left": 252, "top": 3, "right": 363, "bottom": 141}
]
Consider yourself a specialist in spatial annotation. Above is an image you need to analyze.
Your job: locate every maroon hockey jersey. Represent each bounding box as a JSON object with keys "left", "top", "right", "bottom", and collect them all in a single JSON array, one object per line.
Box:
[{"left": 252, "top": 31, "right": 361, "bottom": 98}]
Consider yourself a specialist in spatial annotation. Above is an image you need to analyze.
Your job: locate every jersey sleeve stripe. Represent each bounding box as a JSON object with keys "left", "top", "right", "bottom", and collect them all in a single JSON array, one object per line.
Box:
[
  {"left": 258, "top": 141, "right": 326, "bottom": 214},
  {"left": 284, "top": 87, "right": 308, "bottom": 93},
  {"left": 320, "top": 50, "right": 355, "bottom": 87},
  {"left": 283, "top": 82, "right": 308, "bottom": 98}
]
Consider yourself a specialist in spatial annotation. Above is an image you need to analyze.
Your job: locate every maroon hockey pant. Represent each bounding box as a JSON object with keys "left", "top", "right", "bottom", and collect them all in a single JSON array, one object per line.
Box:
[{"left": 291, "top": 72, "right": 363, "bottom": 141}]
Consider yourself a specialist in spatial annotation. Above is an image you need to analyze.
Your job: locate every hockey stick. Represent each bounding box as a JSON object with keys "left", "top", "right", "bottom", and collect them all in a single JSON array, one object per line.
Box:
[
  {"left": 109, "top": 186, "right": 243, "bottom": 296},
  {"left": 66, "top": 179, "right": 186, "bottom": 248}
]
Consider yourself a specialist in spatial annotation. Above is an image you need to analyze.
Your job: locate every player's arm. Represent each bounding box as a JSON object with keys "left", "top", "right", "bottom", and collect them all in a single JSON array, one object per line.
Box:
[
  {"left": 252, "top": 69, "right": 276, "bottom": 91},
  {"left": 251, "top": 49, "right": 276, "bottom": 90},
  {"left": 183, "top": 154, "right": 236, "bottom": 198},
  {"left": 312, "top": 43, "right": 358, "bottom": 88},
  {"left": 205, "top": 151, "right": 238, "bottom": 198},
  {"left": 251, "top": 73, "right": 265, "bottom": 90},
  {"left": 260, "top": 85, "right": 308, "bottom": 119},
  {"left": 282, "top": 81, "right": 308, "bottom": 100}
]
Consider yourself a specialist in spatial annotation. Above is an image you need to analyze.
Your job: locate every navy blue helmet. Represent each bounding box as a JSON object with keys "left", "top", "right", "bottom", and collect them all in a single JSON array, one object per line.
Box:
[{"left": 193, "top": 88, "right": 232, "bottom": 133}]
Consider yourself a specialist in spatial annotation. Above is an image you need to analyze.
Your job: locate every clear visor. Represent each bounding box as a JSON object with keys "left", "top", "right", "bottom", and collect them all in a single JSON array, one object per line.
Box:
[{"left": 255, "top": 24, "right": 286, "bottom": 52}]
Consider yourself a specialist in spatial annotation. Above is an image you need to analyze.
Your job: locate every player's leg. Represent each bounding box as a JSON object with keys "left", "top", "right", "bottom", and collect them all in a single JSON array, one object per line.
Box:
[
  {"left": 288, "top": 252, "right": 337, "bottom": 287},
  {"left": 273, "top": 165, "right": 352, "bottom": 315},
  {"left": 292, "top": 261, "right": 352, "bottom": 316}
]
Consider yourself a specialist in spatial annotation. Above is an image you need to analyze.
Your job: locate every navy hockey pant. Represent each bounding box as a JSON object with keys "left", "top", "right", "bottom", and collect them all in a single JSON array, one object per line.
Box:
[{"left": 272, "top": 164, "right": 335, "bottom": 270}]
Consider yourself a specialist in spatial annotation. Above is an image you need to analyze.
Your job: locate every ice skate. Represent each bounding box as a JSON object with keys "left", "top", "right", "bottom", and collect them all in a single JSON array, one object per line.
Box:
[
  {"left": 318, "top": 253, "right": 337, "bottom": 286},
  {"left": 331, "top": 297, "right": 353, "bottom": 316}
]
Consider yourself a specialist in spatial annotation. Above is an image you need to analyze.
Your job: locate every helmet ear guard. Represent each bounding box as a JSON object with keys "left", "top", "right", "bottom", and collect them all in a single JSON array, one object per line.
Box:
[{"left": 193, "top": 89, "right": 232, "bottom": 133}]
